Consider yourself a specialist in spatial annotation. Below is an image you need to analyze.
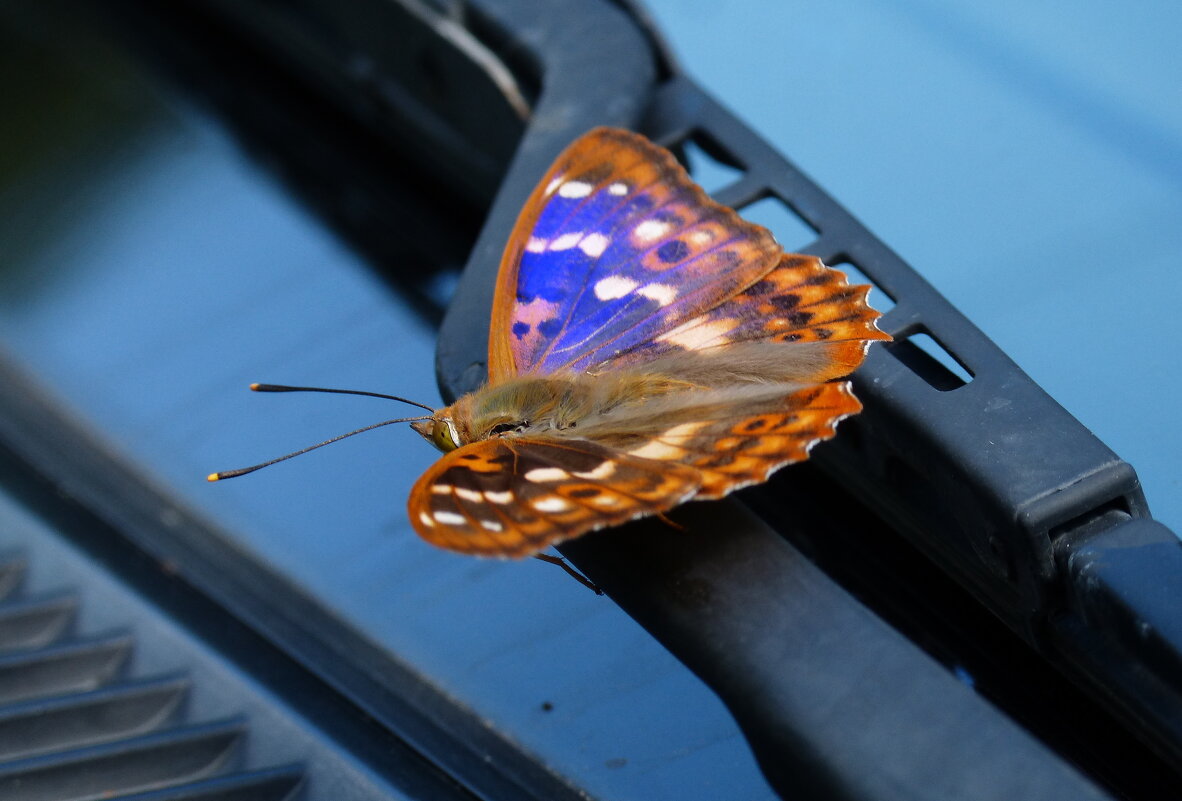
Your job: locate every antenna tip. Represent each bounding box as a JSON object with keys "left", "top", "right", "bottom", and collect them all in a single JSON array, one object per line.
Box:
[
  {"left": 206, "top": 472, "right": 222, "bottom": 482},
  {"left": 249, "top": 383, "right": 261, "bottom": 391}
]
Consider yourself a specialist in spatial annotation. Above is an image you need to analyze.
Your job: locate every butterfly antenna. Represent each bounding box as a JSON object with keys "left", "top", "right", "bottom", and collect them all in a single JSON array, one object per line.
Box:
[
  {"left": 249, "top": 383, "right": 435, "bottom": 412},
  {"left": 207, "top": 415, "right": 431, "bottom": 482}
]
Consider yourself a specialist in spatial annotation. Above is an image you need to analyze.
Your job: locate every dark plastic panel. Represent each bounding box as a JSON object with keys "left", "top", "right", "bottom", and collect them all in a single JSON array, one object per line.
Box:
[
  {"left": 562, "top": 502, "right": 1111, "bottom": 801},
  {"left": 1053, "top": 518, "right": 1182, "bottom": 766}
]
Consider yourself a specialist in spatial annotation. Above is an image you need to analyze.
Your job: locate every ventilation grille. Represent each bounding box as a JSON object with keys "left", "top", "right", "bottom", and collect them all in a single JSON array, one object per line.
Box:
[{"left": 0, "top": 555, "right": 304, "bottom": 801}]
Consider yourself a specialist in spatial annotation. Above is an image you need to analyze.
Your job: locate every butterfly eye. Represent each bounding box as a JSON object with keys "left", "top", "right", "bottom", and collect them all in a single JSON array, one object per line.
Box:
[{"left": 431, "top": 418, "right": 461, "bottom": 453}]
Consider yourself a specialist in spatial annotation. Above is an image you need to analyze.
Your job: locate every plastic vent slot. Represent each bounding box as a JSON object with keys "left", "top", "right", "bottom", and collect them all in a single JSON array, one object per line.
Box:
[{"left": 0, "top": 555, "right": 303, "bottom": 801}]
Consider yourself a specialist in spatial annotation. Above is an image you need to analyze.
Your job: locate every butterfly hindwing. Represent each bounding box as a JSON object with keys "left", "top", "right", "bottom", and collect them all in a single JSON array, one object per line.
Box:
[
  {"left": 409, "top": 435, "right": 701, "bottom": 557},
  {"left": 488, "top": 128, "right": 781, "bottom": 381},
  {"left": 409, "top": 380, "right": 861, "bottom": 556},
  {"left": 577, "top": 380, "right": 862, "bottom": 500},
  {"left": 652, "top": 381, "right": 861, "bottom": 499}
]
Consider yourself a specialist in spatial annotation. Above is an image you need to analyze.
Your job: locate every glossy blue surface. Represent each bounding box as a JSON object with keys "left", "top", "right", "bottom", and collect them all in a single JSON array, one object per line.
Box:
[{"left": 646, "top": 0, "right": 1181, "bottom": 536}]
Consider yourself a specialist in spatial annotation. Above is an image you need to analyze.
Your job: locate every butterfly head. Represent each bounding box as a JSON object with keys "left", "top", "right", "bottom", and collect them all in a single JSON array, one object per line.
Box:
[{"left": 411, "top": 415, "right": 464, "bottom": 453}]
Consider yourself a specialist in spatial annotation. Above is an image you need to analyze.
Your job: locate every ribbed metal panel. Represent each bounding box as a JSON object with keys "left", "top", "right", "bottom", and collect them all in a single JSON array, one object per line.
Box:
[
  {"left": 0, "top": 676, "right": 189, "bottom": 761},
  {"left": 0, "top": 555, "right": 304, "bottom": 801},
  {"left": 0, "top": 634, "right": 132, "bottom": 706}
]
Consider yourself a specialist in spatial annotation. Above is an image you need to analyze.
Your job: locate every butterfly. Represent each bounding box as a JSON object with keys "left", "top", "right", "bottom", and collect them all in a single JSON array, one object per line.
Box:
[{"left": 406, "top": 127, "right": 890, "bottom": 558}]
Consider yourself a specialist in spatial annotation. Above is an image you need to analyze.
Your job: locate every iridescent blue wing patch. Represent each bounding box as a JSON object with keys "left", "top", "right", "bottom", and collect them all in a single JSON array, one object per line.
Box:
[{"left": 488, "top": 128, "right": 781, "bottom": 380}]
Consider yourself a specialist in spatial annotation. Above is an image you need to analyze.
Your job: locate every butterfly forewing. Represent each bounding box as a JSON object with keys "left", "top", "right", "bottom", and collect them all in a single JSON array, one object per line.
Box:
[
  {"left": 409, "top": 436, "right": 701, "bottom": 557},
  {"left": 489, "top": 128, "right": 781, "bottom": 381},
  {"left": 602, "top": 254, "right": 891, "bottom": 380}
]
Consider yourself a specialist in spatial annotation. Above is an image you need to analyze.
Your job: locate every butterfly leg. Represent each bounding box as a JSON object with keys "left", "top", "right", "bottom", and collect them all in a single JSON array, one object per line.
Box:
[
  {"left": 533, "top": 553, "right": 604, "bottom": 595},
  {"left": 653, "top": 510, "right": 685, "bottom": 530}
]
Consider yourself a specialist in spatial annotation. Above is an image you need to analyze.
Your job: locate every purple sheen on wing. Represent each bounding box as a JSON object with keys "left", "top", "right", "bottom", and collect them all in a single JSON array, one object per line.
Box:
[{"left": 503, "top": 129, "right": 781, "bottom": 377}]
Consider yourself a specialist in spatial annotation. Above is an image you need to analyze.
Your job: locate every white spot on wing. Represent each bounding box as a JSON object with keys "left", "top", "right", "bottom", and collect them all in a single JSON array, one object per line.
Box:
[
  {"left": 524, "top": 467, "right": 570, "bottom": 482},
  {"left": 573, "top": 461, "right": 616, "bottom": 480},
  {"left": 607, "top": 182, "right": 629, "bottom": 196},
  {"left": 558, "top": 180, "right": 593, "bottom": 198},
  {"left": 485, "top": 491, "right": 514, "bottom": 504},
  {"left": 545, "top": 176, "right": 563, "bottom": 195},
  {"left": 634, "top": 220, "right": 671, "bottom": 242},
  {"left": 433, "top": 511, "right": 466, "bottom": 526},
  {"left": 455, "top": 488, "right": 483, "bottom": 502},
  {"left": 480, "top": 519, "right": 504, "bottom": 532},
  {"left": 532, "top": 496, "right": 571, "bottom": 513},
  {"left": 628, "top": 440, "right": 686, "bottom": 460},
  {"left": 430, "top": 485, "right": 452, "bottom": 495},
  {"left": 657, "top": 318, "right": 738, "bottom": 350},
  {"left": 526, "top": 237, "right": 548, "bottom": 253},
  {"left": 418, "top": 512, "right": 436, "bottom": 527},
  {"left": 638, "top": 283, "right": 677, "bottom": 306},
  {"left": 579, "top": 233, "right": 609, "bottom": 258},
  {"left": 594, "top": 276, "right": 639, "bottom": 300},
  {"left": 661, "top": 422, "right": 710, "bottom": 441},
  {"left": 593, "top": 494, "right": 620, "bottom": 506},
  {"left": 550, "top": 232, "right": 583, "bottom": 251}
]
